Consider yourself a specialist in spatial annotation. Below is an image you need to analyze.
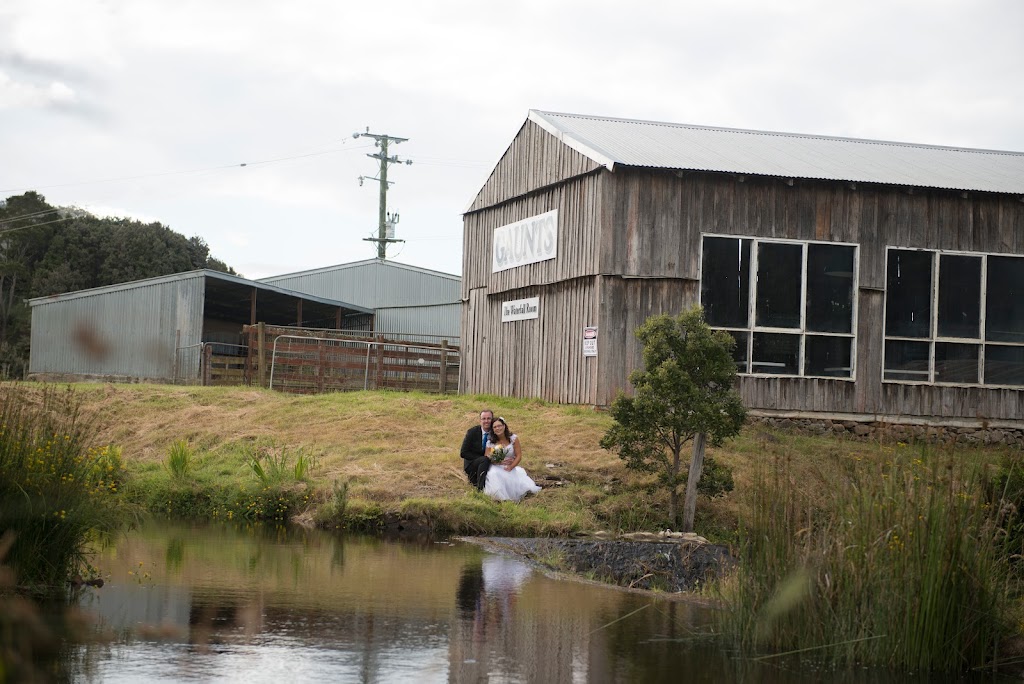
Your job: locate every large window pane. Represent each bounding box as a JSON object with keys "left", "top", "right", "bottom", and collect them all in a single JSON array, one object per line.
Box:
[
  {"left": 934, "top": 342, "right": 979, "bottom": 384},
  {"left": 701, "top": 237, "right": 751, "bottom": 328},
  {"left": 723, "top": 330, "right": 749, "bottom": 373},
  {"left": 885, "top": 250, "right": 932, "bottom": 338},
  {"left": 806, "top": 244, "right": 855, "bottom": 333},
  {"left": 884, "top": 340, "right": 930, "bottom": 381},
  {"left": 937, "top": 254, "right": 981, "bottom": 339},
  {"left": 752, "top": 333, "right": 799, "bottom": 374},
  {"left": 755, "top": 242, "right": 802, "bottom": 328},
  {"left": 986, "top": 256, "right": 1024, "bottom": 343},
  {"left": 984, "top": 345, "right": 1024, "bottom": 386},
  {"left": 804, "top": 335, "right": 852, "bottom": 378}
]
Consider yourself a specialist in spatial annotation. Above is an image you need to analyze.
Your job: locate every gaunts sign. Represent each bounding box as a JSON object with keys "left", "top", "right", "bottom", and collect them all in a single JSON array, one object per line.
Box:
[{"left": 492, "top": 210, "right": 558, "bottom": 272}]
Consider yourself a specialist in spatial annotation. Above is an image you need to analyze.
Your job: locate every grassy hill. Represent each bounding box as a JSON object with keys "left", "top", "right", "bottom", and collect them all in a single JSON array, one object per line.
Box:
[{"left": 57, "top": 382, "right": 1014, "bottom": 540}]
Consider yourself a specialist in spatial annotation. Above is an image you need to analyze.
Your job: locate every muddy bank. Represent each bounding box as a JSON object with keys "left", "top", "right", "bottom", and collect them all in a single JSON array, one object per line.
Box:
[{"left": 462, "top": 534, "right": 734, "bottom": 593}]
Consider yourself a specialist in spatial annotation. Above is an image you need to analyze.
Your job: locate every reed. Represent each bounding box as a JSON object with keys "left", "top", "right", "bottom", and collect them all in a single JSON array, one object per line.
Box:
[
  {"left": 245, "top": 442, "right": 317, "bottom": 487},
  {"left": 0, "top": 384, "right": 128, "bottom": 588},
  {"left": 165, "top": 439, "right": 194, "bottom": 480},
  {"left": 718, "top": 445, "right": 1014, "bottom": 673}
]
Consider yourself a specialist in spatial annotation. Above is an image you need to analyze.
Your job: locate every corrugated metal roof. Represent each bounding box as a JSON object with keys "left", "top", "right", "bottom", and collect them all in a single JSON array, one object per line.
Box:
[
  {"left": 261, "top": 258, "right": 460, "bottom": 283},
  {"left": 27, "top": 269, "right": 373, "bottom": 313},
  {"left": 260, "top": 259, "right": 461, "bottom": 309},
  {"left": 529, "top": 110, "right": 1024, "bottom": 194}
]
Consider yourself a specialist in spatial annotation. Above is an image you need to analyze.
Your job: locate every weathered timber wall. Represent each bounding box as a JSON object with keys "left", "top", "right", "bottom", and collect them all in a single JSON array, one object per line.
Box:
[
  {"left": 461, "top": 278, "right": 599, "bottom": 403},
  {"left": 595, "top": 276, "right": 698, "bottom": 406},
  {"left": 602, "top": 169, "right": 1024, "bottom": 286},
  {"left": 600, "top": 170, "right": 1024, "bottom": 420},
  {"left": 467, "top": 119, "right": 602, "bottom": 214},
  {"left": 462, "top": 173, "right": 604, "bottom": 297}
]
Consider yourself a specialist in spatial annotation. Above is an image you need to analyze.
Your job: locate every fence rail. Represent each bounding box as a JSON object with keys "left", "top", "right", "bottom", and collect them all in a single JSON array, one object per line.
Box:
[
  {"left": 268, "top": 334, "right": 459, "bottom": 395},
  {"left": 173, "top": 325, "right": 460, "bottom": 395}
]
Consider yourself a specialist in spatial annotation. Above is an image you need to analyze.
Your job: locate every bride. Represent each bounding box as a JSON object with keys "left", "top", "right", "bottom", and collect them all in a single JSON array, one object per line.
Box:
[{"left": 483, "top": 417, "right": 542, "bottom": 502}]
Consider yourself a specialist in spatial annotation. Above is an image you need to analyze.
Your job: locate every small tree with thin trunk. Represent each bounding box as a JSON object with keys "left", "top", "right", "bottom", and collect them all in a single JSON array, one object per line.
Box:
[{"left": 600, "top": 307, "right": 746, "bottom": 532}]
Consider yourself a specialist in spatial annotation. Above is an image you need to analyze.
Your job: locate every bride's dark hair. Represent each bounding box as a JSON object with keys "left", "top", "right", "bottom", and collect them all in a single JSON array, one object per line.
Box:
[{"left": 489, "top": 416, "right": 514, "bottom": 443}]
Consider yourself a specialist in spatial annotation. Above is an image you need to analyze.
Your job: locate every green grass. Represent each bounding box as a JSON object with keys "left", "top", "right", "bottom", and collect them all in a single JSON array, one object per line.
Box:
[
  {"left": 717, "top": 444, "right": 1016, "bottom": 673},
  {"left": 166, "top": 439, "right": 194, "bottom": 480}
]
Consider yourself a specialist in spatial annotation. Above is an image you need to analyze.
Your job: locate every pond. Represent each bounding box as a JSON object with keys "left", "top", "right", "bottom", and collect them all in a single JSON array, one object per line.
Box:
[{"left": 59, "top": 521, "right": 1008, "bottom": 683}]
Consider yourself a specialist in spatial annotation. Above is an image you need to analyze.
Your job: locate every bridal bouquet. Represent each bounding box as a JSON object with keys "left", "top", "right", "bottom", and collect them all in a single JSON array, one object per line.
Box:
[{"left": 490, "top": 445, "right": 509, "bottom": 464}]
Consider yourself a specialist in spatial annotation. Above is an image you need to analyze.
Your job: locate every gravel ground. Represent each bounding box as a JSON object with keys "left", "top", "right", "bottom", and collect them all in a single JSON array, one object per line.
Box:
[{"left": 461, "top": 535, "right": 734, "bottom": 593}]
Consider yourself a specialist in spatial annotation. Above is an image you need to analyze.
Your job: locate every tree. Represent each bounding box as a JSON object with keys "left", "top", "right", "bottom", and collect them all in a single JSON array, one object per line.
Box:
[
  {"left": 0, "top": 191, "right": 238, "bottom": 377},
  {"left": 600, "top": 306, "right": 746, "bottom": 532}
]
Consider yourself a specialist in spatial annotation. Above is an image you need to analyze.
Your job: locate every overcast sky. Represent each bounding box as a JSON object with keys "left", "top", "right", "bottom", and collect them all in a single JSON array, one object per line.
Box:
[{"left": 2, "top": 0, "right": 1022, "bottom": 279}]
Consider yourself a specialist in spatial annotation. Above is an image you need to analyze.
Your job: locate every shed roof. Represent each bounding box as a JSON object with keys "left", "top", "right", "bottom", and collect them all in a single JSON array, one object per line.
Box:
[
  {"left": 259, "top": 258, "right": 460, "bottom": 283},
  {"left": 529, "top": 110, "right": 1024, "bottom": 194},
  {"left": 28, "top": 269, "right": 374, "bottom": 314}
]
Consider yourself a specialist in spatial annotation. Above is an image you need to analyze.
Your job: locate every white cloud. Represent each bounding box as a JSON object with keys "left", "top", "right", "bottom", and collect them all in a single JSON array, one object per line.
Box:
[{"left": 0, "top": 70, "right": 77, "bottom": 109}]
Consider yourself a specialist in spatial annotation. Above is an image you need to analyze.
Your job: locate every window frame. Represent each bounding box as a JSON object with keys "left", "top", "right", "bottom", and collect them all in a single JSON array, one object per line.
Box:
[
  {"left": 699, "top": 233, "right": 860, "bottom": 381},
  {"left": 882, "top": 246, "right": 1024, "bottom": 388}
]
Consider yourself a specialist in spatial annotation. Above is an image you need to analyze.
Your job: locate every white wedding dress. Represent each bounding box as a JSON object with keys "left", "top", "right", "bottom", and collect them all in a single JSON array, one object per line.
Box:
[{"left": 483, "top": 435, "right": 542, "bottom": 502}]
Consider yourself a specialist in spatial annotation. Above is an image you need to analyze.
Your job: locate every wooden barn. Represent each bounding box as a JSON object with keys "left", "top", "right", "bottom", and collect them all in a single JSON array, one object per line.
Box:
[{"left": 460, "top": 110, "right": 1024, "bottom": 426}]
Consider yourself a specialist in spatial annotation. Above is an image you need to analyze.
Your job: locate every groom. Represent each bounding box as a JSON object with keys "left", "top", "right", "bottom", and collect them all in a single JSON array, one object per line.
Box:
[{"left": 460, "top": 409, "right": 493, "bottom": 490}]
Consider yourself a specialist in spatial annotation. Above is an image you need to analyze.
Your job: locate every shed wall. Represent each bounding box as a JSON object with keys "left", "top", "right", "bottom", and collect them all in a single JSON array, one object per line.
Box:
[
  {"left": 461, "top": 278, "right": 599, "bottom": 403},
  {"left": 29, "top": 275, "right": 205, "bottom": 380},
  {"left": 602, "top": 170, "right": 1024, "bottom": 287},
  {"left": 374, "top": 303, "right": 461, "bottom": 340},
  {"left": 595, "top": 276, "right": 699, "bottom": 406},
  {"left": 599, "top": 170, "right": 1024, "bottom": 420}
]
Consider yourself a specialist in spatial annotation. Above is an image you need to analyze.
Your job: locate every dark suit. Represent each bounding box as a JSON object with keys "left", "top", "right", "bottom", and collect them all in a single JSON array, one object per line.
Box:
[{"left": 460, "top": 425, "right": 491, "bottom": 490}]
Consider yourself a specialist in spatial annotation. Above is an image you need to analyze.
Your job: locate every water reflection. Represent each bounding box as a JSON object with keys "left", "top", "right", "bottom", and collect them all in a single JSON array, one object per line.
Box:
[{"left": 63, "top": 521, "right": 1011, "bottom": 683}]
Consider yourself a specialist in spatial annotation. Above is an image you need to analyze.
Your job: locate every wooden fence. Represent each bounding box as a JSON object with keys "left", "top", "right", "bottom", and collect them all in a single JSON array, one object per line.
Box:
[{"left": 240, "top": 324, "right": 460, "bottom": 395}]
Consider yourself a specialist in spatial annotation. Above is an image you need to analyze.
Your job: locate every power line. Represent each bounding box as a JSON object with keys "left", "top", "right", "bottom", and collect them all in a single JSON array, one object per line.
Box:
[
  {"left": 0, "top": 215, "right": 77, "bottom": 236},
  {"left": 0, "top": 207, "right": 65, "bottom": 225},
  {"left": 0, "top": 141, "right": 375, "bottom": 195}
]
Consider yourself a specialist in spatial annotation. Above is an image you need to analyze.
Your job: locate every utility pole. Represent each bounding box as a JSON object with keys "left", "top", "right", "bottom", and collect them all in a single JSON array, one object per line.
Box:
[{"left": 354, "top": 128, "right": 412, "bottom": 259}]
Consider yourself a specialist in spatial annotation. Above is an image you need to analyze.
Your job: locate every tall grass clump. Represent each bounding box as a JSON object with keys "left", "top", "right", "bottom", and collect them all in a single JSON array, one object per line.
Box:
[
  {"left": 718, "top": 446, "right": 1015, "bottom": 673},
  {"left": 245, "top": 442, "right": 317, "bottom": 487},
  {"left": 166, "top": 439, "right": 194, "bottom": 480},
  {"left": 0, "top": 384, "right": 128, "bottom": 589}
]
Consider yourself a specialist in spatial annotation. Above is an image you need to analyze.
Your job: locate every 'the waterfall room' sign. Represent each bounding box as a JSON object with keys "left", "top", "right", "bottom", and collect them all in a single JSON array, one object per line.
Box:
[{"left": 501, "top": 297, "right": 539, "bottom": 323}]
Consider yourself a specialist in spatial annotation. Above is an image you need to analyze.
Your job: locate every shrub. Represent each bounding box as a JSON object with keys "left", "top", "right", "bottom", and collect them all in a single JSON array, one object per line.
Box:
[{"left": 0, "top": 384, "right": 129, "bottom": 588}]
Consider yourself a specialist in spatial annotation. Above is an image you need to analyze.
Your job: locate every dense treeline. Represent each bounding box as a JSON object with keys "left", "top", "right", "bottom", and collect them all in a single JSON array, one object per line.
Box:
[{"left": 0, "top": 191, "right": 236, "bottom": 378}]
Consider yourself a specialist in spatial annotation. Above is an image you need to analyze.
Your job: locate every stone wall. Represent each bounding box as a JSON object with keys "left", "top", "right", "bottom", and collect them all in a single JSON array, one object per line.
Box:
[{"left": 753, "top": 416, "right": 1024, "bottom": 447}]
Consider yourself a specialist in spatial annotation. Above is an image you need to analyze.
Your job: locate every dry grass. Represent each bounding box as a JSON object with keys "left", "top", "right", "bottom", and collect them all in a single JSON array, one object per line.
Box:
[{"left": 70, "top": 384, "right": 627, "bottom": 515}]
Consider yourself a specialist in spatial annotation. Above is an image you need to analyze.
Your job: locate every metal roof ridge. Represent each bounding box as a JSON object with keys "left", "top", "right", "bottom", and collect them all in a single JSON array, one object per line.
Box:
[{"left": 531, "top": 109, "right": 1024, "bottom": 157}]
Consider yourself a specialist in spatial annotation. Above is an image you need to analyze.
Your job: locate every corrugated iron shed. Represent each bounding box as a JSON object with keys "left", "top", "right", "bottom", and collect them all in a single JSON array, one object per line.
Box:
[
  {"left": 28, "top": 269, "right": 372, "bottom": 381},
  {"left": 259, "top": 259, "right": 460, "bottom": 308},
  {"left": 529, "top": 110, "right": 1024, "bottom": 194}
]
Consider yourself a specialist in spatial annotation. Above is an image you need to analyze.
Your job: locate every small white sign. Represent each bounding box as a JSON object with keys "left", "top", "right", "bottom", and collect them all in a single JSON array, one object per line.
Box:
[
  {"left": 582, "top": 326, "right": 598, "bottom": 356},
  {"left": 502, "top": 296, "right": 540, "bottom": 322},
  {"left": 492, "top": 210, "right": 558, "bottom": 272}
]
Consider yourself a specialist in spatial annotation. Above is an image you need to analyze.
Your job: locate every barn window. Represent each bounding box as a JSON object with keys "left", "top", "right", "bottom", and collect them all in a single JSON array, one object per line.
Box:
[
  {"left": 700, "top": 235, "right": 858, "bottom": 378},
  {"left": 883, "top": 248, "right": 1024, "bottom": 386}
]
